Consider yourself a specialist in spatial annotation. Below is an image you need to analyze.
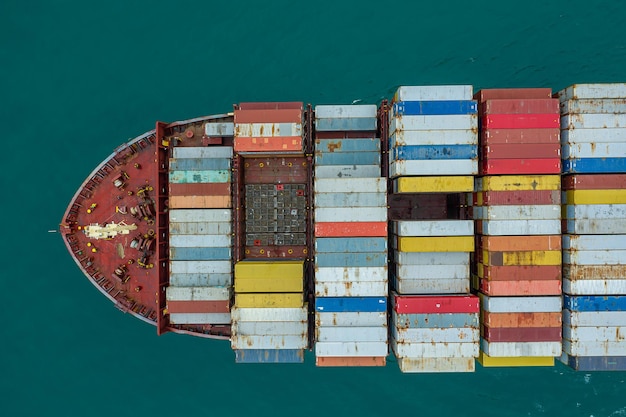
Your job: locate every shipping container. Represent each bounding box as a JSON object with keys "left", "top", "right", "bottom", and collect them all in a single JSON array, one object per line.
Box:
[
  {"left": 564, "top": 264, "right": 626, "bottom": 280},
  {"left": 316, "top": 327, "right": 387, "bottom": 343},
  {"left": 479, "top": 294, "right": 561, "bottom": 313},
  {"left": 395, "top": 85, "right": 473, "bottom": 101},
  {"left": 393, "top": 277, "right": 470, "bottom": 295},
  {"left": 235, "top": 293, "right": 302, "bottom": 308},
  {"left": 315, "top": 151, "right": 380, "bottom": 166},
  {"left": 169, "top": 158, "right": 231, "bottom": 171},
  {"left": 393, "top": 176, "right": 474, "bottom": 193},
  {"left": 482, "top": 250, "right": 561, "bottom": 266},
  {"left": 235, "top": 276, "right": 303, "bottom": 293},
  {"left": 315, "top": 312, "right": 387, "bottom": 327},
  {"left": 477, "top": 190, "right": 560, "bottom": 205},
  {"left": 170, "top": 234, "right": 231, "bottom": 248},
  {"left": 390, "top": 159, "right": 478, "bottom": 176},
  {"left": 394, "top": 236, "right": 474, "bottom": 252},
  {"left": 482, "top": 143, "right": 560, "bottom": 159},
  {"left": 314, "top": 177, "right": 386, "bottom": 193},
  {"left": 483, "top": 114, "right": 559, "bottom": 129},
  {"left": 166, "top": 286, "right": 230, "bottom": 301},
  {"left": 389, "top": 115, "right": 477, "bottom": 134},
  {"left": 564, "top": 295, "right": 626, "bottom": 312},
  {"left": 234, "top": 349, "right": 304, "bottom": 364},
  {"left": 169, "top": 273, "right": 232, "bottom": 287},
  {"left": 393, "top": 293, "right": 479, "bottom": 314},
  {"left": 482, "top": 326, "right": 561, "bottom": 342},
  {"left": 169, "top": 208, "right": 232, "bottom": 223},
  {"left": 169, "top": 170, "right": 231, "bottom": 183},
  {"left": 560, "top": 354, "right": 626, "bottom": 371},
  {"left": 479, "top": 279, "right": 561, "bottom": 296},
  {"left": 390, "top": 129, "right": 477, "bottom": 146},
  {"left": 315, "top": 252, "right": 387, "bottom": 268},
  {"left": 477, "top": 219, "right": 561, "bottom": 236},
  {"left": 314, "top": 192, "right": 386, "bottom": 208},
  {"left": 231, "top": 334, "right": 307, "bottom": 350},
  {"left": 391, "top": 100, "right": 477, "bottom": 116},
  {"left": 558, "top": 83, "right": 626, "bottom": 101},
  {"left": 478, "top": 265, "right": 561, "bottom": 281},
  {"left": 315, "top": 266, "right": 388, "bottom": 282},
  {"left": 169, "top": 313, "right": 231, "bottom": 325},
  {"left": 393, "top": 327, "right": 478, "bottom": 343},
  {"left": 172, "top": 146, "right": 233, "bottom": 159},
  {"left": 169, "top": 182, "right": 231, "bottom": 197},
  {"left": 235, "top": 260, "right": 303, "bottom": 278},
  {"left": 315, "top": 357, "right": 386, "bottom": 367},
  {"left": 315, "top": 237, "right": 387, "bottom": 253},
  {"left": 391, "top": 339, "right": 478, "bottom": 358},
  {"left": 396, "top": 357, "right": 476, "bottom": 373},
  {"left": 204, "top": 122, "right": 235, "bottom": 137},
  {"left": 234, "top": 136, "right": 303, "bottom": 153},
  {"left": 481, "top": 158, "right": 561, "bottom": 175},
  {"left": 565, "top": 219, "right": 626, "bottom": 235},
  {"left": 314, "top": 222, "right": 388, "bottom": 237},
  {"left": 315, "top": 281, "right": 387, "bottom": 297},
  {"left": 235, "top": 122, "right": 302, "bottom": 137},
  {"left": 170, "top": 261, "right": 232, "bottom": 274},
  {"left": 315, "top": 341, "right": 388, "bottom": 357},
  {"left": 477, "top": 175, "right": 560, "bottom": 191},
  {"left": 238, "top": 102, "right": 303, "bottom": 110},
  {"left": 482, "top": 312, "right": 562, "bottom": 328},
  {"left": 561, "top": 128, "right": 626, "bottom": 144},
  {"left": 395, "top": 251, "right": 469, "bottom": 265},
  {"left": 480, "top": 339, "right": 561, "bottom": 357},
  {"left": 167, "top": 300, "right": 230, "bottom": 314},
  {"left": 392, "top": 144, "right": 477, "bottom": 160},
  {"left": 563, "top": 249, "right": 626, "bottom": 265},
  {"left": 232, "top": 321, "right": 306, "bottom": 336},
  {"left": 480, "top": 235, "right": 561, "bottom": 251},
  {"left": 562, "top": 340, "right": 626, "bottom": 357},
  {"left": 563, "top": 325, "right": 626, "bottom": 342},
  {"left": 315, "top": 104, "right": 377, "bottom": 118},
  {"left": 392, "top": 311, "right": 479, "bottom": 329},
  {"left": 563, "top": 310, "right": 626, "bottom": 327},
  {"left": 475, "top": 205, "right": 560, "bottom": 221},
  {"left": 396, "top": 263, "right": 469, "bottom": 279},
  {"left": 565, "top": 204, "right": 626, "bottom": 220},
  {"left": 231, "top": 306, "right": 307, "bottom": 322},
  {"left": 170, "top": 247, "right": 231, "bottom": 261},
  {"left": 315, "top": 118, "right": 377, "bottom": 132},
  {"left": 315, "top": 297, "right": 387, "bottom": 313},
  {"left": 481, "top": 128, "right": 559, "bottom": 145},
  {"left": 562, "top": 174, "right": 626, "bottom": 190},
  {"left": 314, "top": 165, "right": 381, "bottom": 179},
  {"left": 563, "top": 279, "right": 626, "bottom": 296},
  {"left": 315, "top": 138, "right": 380, "bottom": 152},
  {"left": 315, "top": 207, "right": 387, "bottom": 223},
  {"left": 475, "top": 88, "right": 552, "bottom": 102},
  {"left": 478, "top": 352, "right": 554, "bottom": 367},
  {"left": 563, "top": 158, "right": 626, "bottom": 174},
  {"left": 561, "top": 113, "right": 626, "bottom": 129},
  {"left": 563, "top": 143, "right": 626, "bottom": 159},
  {"left": 168, "top": 195, "right": 231, "bottom": 209},
  {"left": 169, "top": 221, "right": 232, "bottom": 235},
  {"left": 234, "top": 109, "right": 302, "bottom": 123},
  {"left": 482, "top": 99, "right": 559, "bottom": 114},
  {"left": 393, "top": 220, "right": 473, "bottom": 237}
]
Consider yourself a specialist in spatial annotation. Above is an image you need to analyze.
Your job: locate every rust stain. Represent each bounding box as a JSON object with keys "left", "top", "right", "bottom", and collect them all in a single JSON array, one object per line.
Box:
[{"left": 326, "top": 141, "right": 342, "bottom": 153}]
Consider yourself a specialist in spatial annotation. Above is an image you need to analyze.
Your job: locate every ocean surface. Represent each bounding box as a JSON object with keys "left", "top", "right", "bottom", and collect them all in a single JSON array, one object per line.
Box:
[{"left": 2, "top": 0, "right": 626, "bottom": 415}]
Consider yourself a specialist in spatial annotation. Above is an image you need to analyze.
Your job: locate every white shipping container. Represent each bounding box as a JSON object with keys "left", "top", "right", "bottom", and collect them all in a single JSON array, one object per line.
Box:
[
  {"left": 234, "top": 122, "right": 302, "bottom": 137},
  {"left": 561, "top": 128, "right": 626, "bottom": 144},
  {"left": 169, "top": 234, "right": 231, "bottom": 248},
  {"left": 169, "top": 273, "right": 231, "bottom": 287},
  {"left": 393, "top": 220, "right": 474, "bottom": 237},
  {"left": 314, "top": 177, "right": 386, "bottom": 193},
  {"left": 394, "top": 278, "right": 470, "bottom": 295},
  {"left": 315, "top": 281, "right": 387, "bottom": 297},
  {"left": 231, "top": 335, "right": 307, "bottom": 350},
  {"left": 314, "top": 104, "right": 377, "bottom": 118},
  {"left": 391, "top": 339, "right": 478, "bottom": 358},
  {"left": 480, "top": 294, "right": 562, "bottom": 313},
  {"left": 204, "top": 122, "right": 234, "bottom": 137},
  {"left": 563, "top": 234, "right": 626, "bottom": 250},
  {"left": 389, "top": 114, "right": 478, "bottom": 134},
  {"left": 563, "top": 279, "right": 626, "bottom": 295},
  {"left": 561, "top": 114, "right": 626, "bottom": 129},
  {"left": 169, "top": 313, "right": 231, "bottom": 325},
  {"left": 390, "top": 129, "right": 477, "bottom": 146},
  {"left": 230, "top": 306, "right": 307, "bottom": 322},
  {"left": 170, "top": 260, "right": 232, "bottom": 274},
  {"left": 563, "top": 324, "right": 626, "bottom": 342},
  {"left": 166, "top": 286, "right": 231, "bottom": 301},
  {"left": 315, "top": 312, "right": 387, "bottom": 327},
  {"left": 390, "top": 160, "right": 478, "bottom": 177},
  {"left": 558, "top": 83, "right": 626, "bottom": 101},
  {"left": 172, "top": 146, "right": 233, "bottom": 159},
  {"left": 393, "top": 327, "right": 479, "bottom": 343},
  {"left": 565, "top": 204, "right": 626, "bottom": 220},
  {"left": 562, "top": 339, "right": 626, "bottom": 356},
  {"left": 565, "top": 219, "right": 626, "bottom": 235},
  {"left": 396, "top": 264, "right": 469, "bottom": 280},
  {"left": 563, "top": 310, "right": 626, "bottom": 327},
  {"left": 315, "top": 341, "right": 388, "bottom": 357},
  {"left": 315, "top": 266, "right": 388, "bottom": 282},
  {"left": 232, "top": 321, "right": 306, "bottom": 336},
  {"left": 563, "top": 143, "right": 626, "bottom": 159},
  {"left": 314, "top": 207, "right": 387, "bottom": 222},
  {"left": 397, "top": 357, "right": 475, "bottom": 373},
  {"left": 480, "top": 219, "right": 561, "bottom": 236},
  {"left": 480, "top": 340, "right": 561, "bottom": 357},
  {"left": 314, "top": 165, "right": 381, "bottom": 179},
  {"left": 560, "top": 98, "right": 626, "bottom": 115},
  {"left": 563, "top": 249, "right": 626, "bottom": 265},
  {"left": 394, "top": 251, "right": 469, "bottom": 266},
  {"left": 314, "top": 192, "right": 386, "bottom": 208},
  {"left": 169, "top": 209, "right": 232, "bottom": 223},
  {"left": 475, "top": 205, "right": 560, "bottom": 221},
  {"left": 395, "top": 85, "right": 474, "bottom": 101},
  {"left": 316, "top": 327, "right": 387, "bottom": 343},
  {"left": 169, "top": 221, "right": 232, "bottom": 235}
]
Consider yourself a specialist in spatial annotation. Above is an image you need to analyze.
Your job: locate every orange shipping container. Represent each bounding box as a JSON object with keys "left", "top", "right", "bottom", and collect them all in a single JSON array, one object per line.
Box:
[
  {"left": 169, "top": 195, "right": 231, "bottom": 209},
  {"left": 234, "top": 109, "right": 302, "bottom": 123},
  {"left": 169, "top": 182, "right": 231, "bottom": 197},
  {"left": 480, "top": 235, "right": 561, "bottom": 251},
  {"left": 482, "top": 311, "right": 562, "bottom": 328},
  {"left": 315, "top": 356, "right": 386, "bottom": 367},
  {"left": 480, "top": 279, "right": 562, "bottom": 296},
  {"left": 234, "top": 136, "right": 303, "bottom": 153},
  {"left": 167, "top": 300, "right": 230, "bottom": 314},
  {"left": 315, "top": 222, "right": 388, "bottom": 237}
]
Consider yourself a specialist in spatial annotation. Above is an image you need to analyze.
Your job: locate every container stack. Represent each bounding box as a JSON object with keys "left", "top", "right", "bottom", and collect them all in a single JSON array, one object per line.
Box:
[
  {"left": 231, "top": 260, "right": 307, "bottom": 363},
  {"left": 387, "top": 85, "right": 479, "bottom": 373},
  {"left": 473, "top": 89, "right": 562, "bottom": 367},
  {"left": 313, "top": 104, "right": 388, "bottom": 367},
  {"left": 166, "top": 145, "right": 234, "bottom": 325},
  {"left": 234, "top": 102, "right": 304, "bottom": 155},
  {"left": 558, "top": 83, "right": 626, "bottom": 371}
]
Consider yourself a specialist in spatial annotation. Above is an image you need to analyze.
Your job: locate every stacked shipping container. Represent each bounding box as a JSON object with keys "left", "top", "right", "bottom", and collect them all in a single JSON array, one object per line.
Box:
[
  {"left": 559, "top": 83, "right": 626, "bottom": 370},
  {"left": 313, "top": 105, "right": 388, "bottom": 367},
  {"left": 473, "top": 89, "right": 562, "bottom": 366},
  {"left": 166, "top": 145, "right": 234, "bottom": 325},
  {"left": 388, "top": 86, "right": 480, "bottom": 372}
]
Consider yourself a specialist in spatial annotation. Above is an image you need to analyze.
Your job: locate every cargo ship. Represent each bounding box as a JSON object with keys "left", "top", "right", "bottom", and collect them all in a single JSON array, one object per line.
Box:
[{"left": 61, "top": 84, "right": 626, "bottom": 372}]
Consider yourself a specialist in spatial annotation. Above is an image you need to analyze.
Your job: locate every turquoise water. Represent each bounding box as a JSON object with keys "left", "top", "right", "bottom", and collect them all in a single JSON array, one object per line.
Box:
[{"left": 3, "top": 0, "right": 626, "bottom": 415}]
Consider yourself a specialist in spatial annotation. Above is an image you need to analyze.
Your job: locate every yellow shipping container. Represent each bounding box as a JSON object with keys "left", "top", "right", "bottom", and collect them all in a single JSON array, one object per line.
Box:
[
  {"left": 482, "top": 250, "right": 562, "bottom": 266},
  {"left": 235, "top": 260, "right": 304, "bottom": 279},
  {"left": 564, "top": 189, "right": 626, "bottom": 205},
  {"left": 234, "top": 276, "right": 303, "bottom": 293},
  {"left": 395, "top": 176, "right": 474, "bottom": 193},
  {"left": 235, "top": 293, "right": 303, "bottom": 308},
  {"left": 396, "top": 236, "right": 474, "bottom": 252},
  {"left": 480, "top": 175, "right": 560, "bottom": 191},
  {"left": 477, "top": 352, "right": 554, "bottom": 367}
]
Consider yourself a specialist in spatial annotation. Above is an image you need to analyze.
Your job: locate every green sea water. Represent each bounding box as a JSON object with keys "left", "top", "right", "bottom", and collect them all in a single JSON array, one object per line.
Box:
[{"left": 3, "top": 0, "right": 626, "bottom": 415}]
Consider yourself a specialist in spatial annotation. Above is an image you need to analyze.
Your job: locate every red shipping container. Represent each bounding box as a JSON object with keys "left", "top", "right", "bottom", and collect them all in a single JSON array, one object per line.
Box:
[
  {"left": 477, "top": 190, "right": 560, "bottom": 205},
  {"left": 474, "top": 88, "right": 552, "bottom": 102},
  {"left": 479, "top": 279, "right": 562, "bottom": 296},
  {"left": 479, "top": 265, "right": 562, "bottom": 281},
  {"left": 169, "top": 183, "right": 231, "bottom": 197},
  {"left": 482, "top": 325, "right": 561, "bottom": 342},
  {"left": 167, "top": 300, "right": 230, "bottom": 314},
  {"left": 562, "top": 174, "right": 626, "bottom": 190},
  {"left": 482, "top": 312, "right": 562, "bottom": 328},
  {"left": 314, "top": 222, "right": 387, "bottom": 237},
  {"left": 393, "top": 293, "right": 479, "bottom": 314},
  {"left": 482, "top": 143, "right": 560, "bottom": 159},
  {"left": 482, "top": 99, "right": 559, "bottom": 114},
  {"left": 234, "top": 137, "right": 303, "bottom": 153},
  {"left": 482, "top": 114, "right": 560, "bottom": 129},
  {"left": 234, "top": 109, "right": 302, "bottom": 124},
  {"left": 481, "top": 128, "right": 560, "bottom": 145},
  {"left": 238, "top": 102, "right": 303, "bottom": 110},
  {"left": 481, "top": 158, "right": 561, "bottom": 175}
]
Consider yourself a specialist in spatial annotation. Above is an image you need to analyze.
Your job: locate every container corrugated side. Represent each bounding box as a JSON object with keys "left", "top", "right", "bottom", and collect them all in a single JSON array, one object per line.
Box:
[
  {"left": 395, "top": 85, "right": 473, "bottom": 101},
  {"left": 480, "top": 339, "right": 561, "bottom": 357},
  {"left": 393, "top": 293, "right": 479, "bottom": 314},
  {"left": 393, "top": 176, "right": 474, "bottom": 193},
  {"left": 314, "top": 192, "right": 386, "bottom": 207},
  {"left": 395, "top": 264, "right": 469, "bottom": 279},
  {"left": 316, "top": 327, "right": 387, "bottom": 343},
  {"left": 563, "top": 234, "right": 626, "bottom": 250},
  {"left": 314, "top": 104, "right": 377, "bottom": 118},
  {"left": 166, "top": 286, "right": 230, "bottom": 301},
  {"left": 315, "top": 207, "right": 387, "bottom": 222},
  {"left": 393, "top": 276, "right": 470, "bottom": 295},
  {"left": 170, "top": 261, "right": 232, "bottom": 274},
  {"left": 314, "top": 165, "right": 381, "bottom": 179},
  {"left": 563, "top": 158, "right": 626, "bottom": 174},
  {"left": 560, "top": 99, "right": 626, "bottom": 114},
  {"left": 231, "top": 306, "right": 307, "bottom": 322},
  {"left": 479, "top": 294, "right": 561, "bottom": 313},
  {"left": 396, "top": 357, "right": 475, "bottom": 373},
  {"left": 169, "top": 170, "right": 231, "bottom": 184},
  {"left": 234, "top": 122, "right": 302, "bottom": 137},
  {"left": 389, "top": 114, "right": 477, "bottom": 133},
  {"left": 565, "top": 219, "right": 626, "bottom": 234},
  {"left": 315, "top": 252, "right": 387, "bottom": 267},
  {"left": 169, "top": 273, "right": 231, "bottom": 287},
  {"left": 204, "top": 122, "right": 235, "bottom": 136},
  {"left": 169, "top": 208, "right": 231, "bottom": 223},
  {"left": 315, "top": 237, "right": 387, "bottom": 253},
  {"left": 478, "top": 219, "right": 561, "bottom": 236},
  {"left": 314, "top": 151, "right": 380, "bottom": 166},
  {"left": 393, "top": 327, "right": 478, "bottom": 343},
  {"left": 231, "top": 335, "right": 307, "bottom": 350},
  {"left": 315, "top": 357, "right": 386, "bottom": 367},
  {"left": 234, "top": 293, "right": 303, "bottom": 308},
  {"left": 391, "top": 339, "right": 478, "bottom": 358},
  {"left": 392, "top": 311, "right": 478, "bottom": 329},
  {"left": 314, "top": 177, "right": 386, "bottom": 193},
  {"left": 562, "top": 340, "right": 626, "bottom": 356},
  {"left": 170, "top": 234, "right": 231, "bottom": 248},
  {"left": 234, "top": 276, "right": 303, "bottom": 293},
  {"left": 392, "top": 144, "right": 477, "bottom": 160},
  {"left": 563, "top": 279, "right": 626, "bottom": 295},
  {"left": 315, "top": 312, "right": 387, "bottom": 327},
  {"left": 232, "top": 321, "right": 306, "bottom": 336},
  {"left": 390, "top": 129, "right": 477, "bottom": 146},
  {"left": 564, "top": 295, "right": 626, "bottom": 312},
  {"left": 315, "top": 266, "right": 388, "bottom": 282},
  {"left": 234, "top": 349, "right": 304, "bottom": 363},
  {"left": 315, "top": 297, "right": 386, "bottom": 313},
  {"left": 315, "top": 281, "right": 387, "bottom": 297},
  {"left": 557, "top": 83, "right": 626, "bottom": 101},
  {"left": 391, "top": 100, "right": 477, "bottom": 116},
  {"left": 315, "top": 118, "right": 377, "bottom": 132},
  {"left": 563, "top": 310, "right": 626, "bottom": 326},
  {"left": 234, "top": 260, "right": 303, "bottom": 278},
  {"left": 563, "top": 324, "right": 626, "bottom": 342},
  {"left": 394, "top": 236, "right": 474, "bottom": 252},
  {"left": 478, "top": 352, "right": 554, "bottom": 367},
  {"left": 169, "top": 247, "right": 231, "bottom": 261},
  {"left": 172, "top": 146, "right": 233, "bottom": 159},
  {"left": 315, "top": 341, "right": 388, "bottom": 357},
  {"left": 169, "top": 158, "right": 231, "bottom": 171},
  {"left": 475, "top": 205, "right": 560, "bottom": 220},
  {"left": 563, "top": 143, "right": 626, "bottom": 159},
  {"left": 394, "top": 251, "right": 469, "bottom": 265},
  {"left": 315, "top": 138, "right": 380, "bottom": 152},
  {"left": 393, "top": 220, "right": 473, "bottom": 237},
  {"left": 563, "top": 249, "right": 626, "bottom": 265},
  {"left": 564, "top": 265, "right": 626, "bottom": 281},
  {"left": 561, "top": 128, "right": 626, "bottom": 144},
  {"left": 560, "top": 354, "right": 626, "bottom": 371},
  {"left": 169, "top": 221, "right": 231, "bottom": 235},
  {"left": 390, "top": 160, "right": 478, "bottom": 177}
]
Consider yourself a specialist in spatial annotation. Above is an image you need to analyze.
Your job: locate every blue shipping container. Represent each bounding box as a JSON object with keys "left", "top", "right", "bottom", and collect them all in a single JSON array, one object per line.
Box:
[
  {"left": 314, "top": 151, "right": 381, "bottom": 166},
  {"left": 393, "top": 100, "right": 478, "bottom": 115},
  {"left": 169, "top": 158, "right": 231, "bottom": 171},
  {"left": 393, "top": 312, "right": 479, "bottom": 329},
  {"left": 315, "top": 118, "right": 377, "bottom": 132},
  {"left": 393, "top": 145, "right": 477, "bottom": 161},
  {"left": 563, "top": 158, "right": 626, "bottom": 174},
  {"left": 315, "top": 138, "right": 380, "bottom": 152},
  {"left": 315, "top": 252, "right": 387, "bottom": 267},
  {"left": 170, "top": 247, "right": 232, "bottom": 261},
  {"left": 564, "top": 295, "right": 626, "bottom": 312},
  {"left": 561, "top": 354, "right": 626, "bottom": 371},
  {"left": 315, "top": 297, "right": 387, "bottom": 312},
  {"left": 234, "top": 349, "right": 305, "bottom": 363},
  {"left": 315, "top": 237, "right": 387, "bottom": 253}
]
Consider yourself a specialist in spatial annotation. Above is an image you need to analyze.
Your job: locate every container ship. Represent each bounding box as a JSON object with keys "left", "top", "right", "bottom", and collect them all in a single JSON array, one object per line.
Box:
[{"left": 60, "top": 84, "right": 626, "bottom": 372}]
